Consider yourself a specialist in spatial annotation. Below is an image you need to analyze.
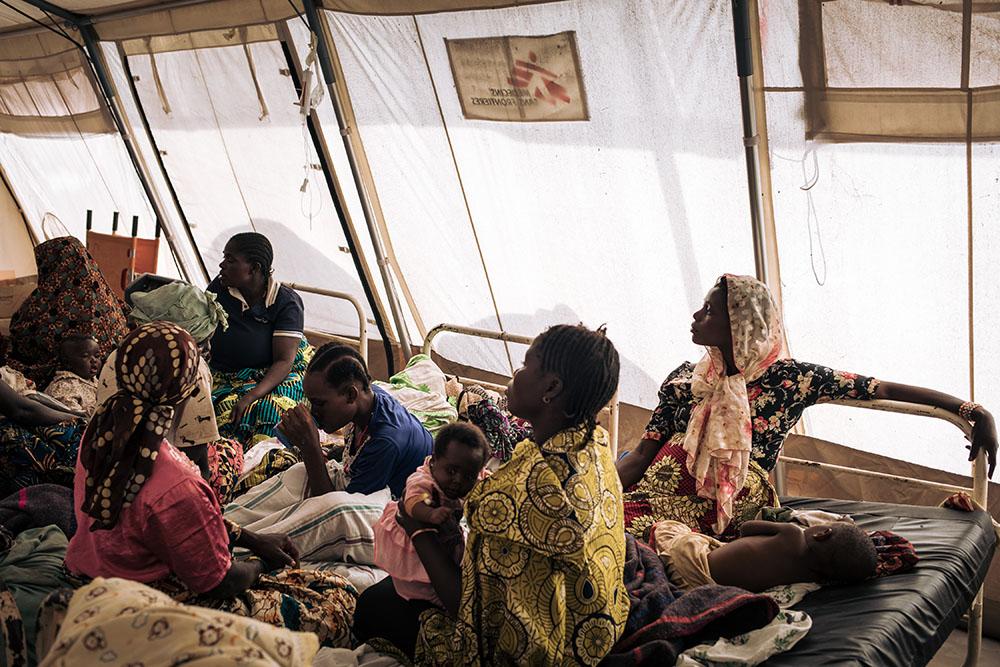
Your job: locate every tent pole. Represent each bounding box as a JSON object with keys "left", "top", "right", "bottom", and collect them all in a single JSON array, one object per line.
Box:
[
  {"left": 732, "top": 0, "right": 768, "bottom": 285},
  {"left": 276, "top": 27, "right": 397, "bottom": 376},
  {"left": 734, "top": 0, "right": 787, "bottom": 495},
  {"left": 300, "top": 0, "right": 414, "bottom": 365}
]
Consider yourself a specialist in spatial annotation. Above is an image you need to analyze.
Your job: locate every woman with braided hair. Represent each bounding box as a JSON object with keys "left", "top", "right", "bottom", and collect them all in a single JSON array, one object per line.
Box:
[
  {"left": 208, "top": 232, "right": 310, "bottom": 449},
  {"left": 354, "top": 323, "right": 628, "bottom": 666},
  {"left": 64, "top": 322, "right": 357, "bottom": 646}
]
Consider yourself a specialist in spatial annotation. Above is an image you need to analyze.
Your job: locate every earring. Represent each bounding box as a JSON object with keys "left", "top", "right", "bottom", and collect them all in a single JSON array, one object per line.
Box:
[{"left": 542, "top": 396, "right": 551, "bottom": 404}]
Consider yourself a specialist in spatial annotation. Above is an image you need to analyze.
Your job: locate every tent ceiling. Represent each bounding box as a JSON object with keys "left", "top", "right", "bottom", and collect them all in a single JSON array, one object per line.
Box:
[
  {"left": 0, "top": 1, "right": 158, "bottom": 31},
  {"left": 0, "top": 0, "right": 567, "bottom": 35}
]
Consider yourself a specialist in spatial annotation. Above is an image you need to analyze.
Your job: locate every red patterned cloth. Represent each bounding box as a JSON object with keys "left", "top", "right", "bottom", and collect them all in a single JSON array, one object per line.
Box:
[{"left": 869, "top": 530, "right": 919, "bottom": 577}]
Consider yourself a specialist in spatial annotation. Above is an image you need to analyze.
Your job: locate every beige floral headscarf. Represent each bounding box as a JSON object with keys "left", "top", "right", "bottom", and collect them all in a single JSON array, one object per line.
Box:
[{"left": 681, "top": 274, "right": 785, "bottom": 534}]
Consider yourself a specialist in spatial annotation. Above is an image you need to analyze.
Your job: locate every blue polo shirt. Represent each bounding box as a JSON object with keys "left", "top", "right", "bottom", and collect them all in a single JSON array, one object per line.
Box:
[
  {"left": 207, "top": 277, "right": 304, "bottom": 373},
  {"left": 347, "top": 385, "right": 434, "bottom": 497}
]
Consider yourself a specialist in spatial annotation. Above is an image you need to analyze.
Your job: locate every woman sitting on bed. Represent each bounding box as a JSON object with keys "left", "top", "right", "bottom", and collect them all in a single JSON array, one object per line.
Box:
[
  {"left": 222, "top": 344, "right": 433, "bottom": 563},
  {"left": 65, "top": 322, "right": 356, "bottom": 646},
  {"left": 208, "top": 231, "right": 309, "bottom": 449},
  {"left": 353, "top": 324, "right": 628, "bottom": 665},
  {"left": 617, "top": 274, "right": 998, "bottom": 540}
]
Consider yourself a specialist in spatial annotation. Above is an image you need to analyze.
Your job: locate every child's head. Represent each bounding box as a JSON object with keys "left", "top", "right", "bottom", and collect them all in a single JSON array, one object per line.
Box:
[
  {"left": 804, "top": 523, "right": 878, "bottom": 584},
  {"left": 58, "top": 334, "right": 101, "bottom": 381},
  {"left": 431, "top": 422, "right": 490, "bottom": 500},
  {"left": 507, "top": 324, "right": 620, "bottom": 437}
]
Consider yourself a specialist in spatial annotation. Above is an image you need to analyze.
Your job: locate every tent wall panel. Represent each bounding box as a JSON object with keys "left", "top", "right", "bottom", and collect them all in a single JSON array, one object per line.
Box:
[
  {"left": 324, "top": 11, "right": 510, "bottom": 374},
  {"left": 124, "top": 35, "right": 382, "bottom": 337},
  {"left": 327, "top": 0, "right": 757, "bottom": 405},
  {"left": 972, "top": 142, "right": 1000, "bottom": 434},
  {"left": 0, "top": 176, "right": 33, "bottom": 277},
  {"left": 0, "top": 128, "right": 180, "bottom": 278}
]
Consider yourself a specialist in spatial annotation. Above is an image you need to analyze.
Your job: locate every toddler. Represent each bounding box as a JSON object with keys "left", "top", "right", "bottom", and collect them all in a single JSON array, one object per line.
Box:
[
  {"left": 654, "top": 519, "right": 882, "bottom": 593},
  {"left": 43, "top": 334, "right": 101, "bottom": 416},
  {"left": 374, "top": 422, "right": 489, "bottom": 607}
]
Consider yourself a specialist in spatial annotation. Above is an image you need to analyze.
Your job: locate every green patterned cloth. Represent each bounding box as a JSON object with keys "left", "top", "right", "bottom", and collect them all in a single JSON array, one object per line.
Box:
[
  {"left": 212, "top": 339, "right": 313, "bottom": 450},
  {"left": 373, "top": 354, "right": 457, "bottom": 435},
  {"left": 130, "top": 282, "right": 228, "bottom": 344}
]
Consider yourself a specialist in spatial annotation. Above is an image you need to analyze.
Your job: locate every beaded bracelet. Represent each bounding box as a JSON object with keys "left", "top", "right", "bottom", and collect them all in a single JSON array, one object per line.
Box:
[{"left": 959, "top": 401, "right": 982, "bottom": 421}]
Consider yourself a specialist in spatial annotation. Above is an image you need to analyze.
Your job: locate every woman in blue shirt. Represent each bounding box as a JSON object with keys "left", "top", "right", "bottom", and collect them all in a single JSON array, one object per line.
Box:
[{"left": 207, "top": 232, "right": 308, "bottom": 449}]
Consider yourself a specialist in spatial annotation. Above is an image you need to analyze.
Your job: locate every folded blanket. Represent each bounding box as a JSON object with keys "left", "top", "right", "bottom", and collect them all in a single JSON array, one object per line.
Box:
[
  {"left": 601, "top": 535, "right": 779, "bottom": 666},
  {"left": 0, "top": 484, "right": 76, "bottom": 538},
  {"left": 374, "top": 355, "right": 456, "bottom": 435}
]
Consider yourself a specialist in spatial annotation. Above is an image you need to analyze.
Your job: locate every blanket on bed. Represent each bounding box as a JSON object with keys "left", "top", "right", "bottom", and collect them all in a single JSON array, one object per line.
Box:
[
  {"left": 0, "top": 484, "right": 76, "bottom": 538},
  {"left": 601, "top": 535, "right": 779, "bottom": 666}
]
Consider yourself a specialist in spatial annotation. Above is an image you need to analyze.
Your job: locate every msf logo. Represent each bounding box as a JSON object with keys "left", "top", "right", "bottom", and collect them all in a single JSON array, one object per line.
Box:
[{"left": 507, "top": 50, "right": 571, "bottom": 106}]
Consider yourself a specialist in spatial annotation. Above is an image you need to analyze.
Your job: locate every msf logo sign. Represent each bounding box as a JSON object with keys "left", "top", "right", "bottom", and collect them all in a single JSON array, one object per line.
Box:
[{"left": 507, "top": 50, "right": 572, "bottom": 107}]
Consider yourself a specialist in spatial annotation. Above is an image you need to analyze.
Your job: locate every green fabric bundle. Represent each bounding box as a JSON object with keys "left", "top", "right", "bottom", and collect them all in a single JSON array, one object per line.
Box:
[{"left": 131, "top": 282, "right": 228, "bottom": 343}]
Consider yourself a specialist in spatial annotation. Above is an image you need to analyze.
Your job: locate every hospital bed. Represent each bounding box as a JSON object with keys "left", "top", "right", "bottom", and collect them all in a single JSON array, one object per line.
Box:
[{"left": 421, "top": 323, "right": 995, "bottom": 666}]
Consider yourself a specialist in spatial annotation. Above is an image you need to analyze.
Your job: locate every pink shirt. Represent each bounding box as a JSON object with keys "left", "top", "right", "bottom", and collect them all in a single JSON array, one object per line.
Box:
[{"left": 65, "top": 440, "right": 232, "bottom": 594}]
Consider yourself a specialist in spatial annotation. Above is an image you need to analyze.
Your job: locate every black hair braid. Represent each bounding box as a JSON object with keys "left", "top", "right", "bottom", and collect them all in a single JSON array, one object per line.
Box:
[
  {"left": 534, "top": 323, "right": 620, "bottom": 444},
  {"left": 308, "top": 343, "right": 370, "bottom": 390},
  {"left": 227, "top": 232, "right": 274, "bottom": 276}
]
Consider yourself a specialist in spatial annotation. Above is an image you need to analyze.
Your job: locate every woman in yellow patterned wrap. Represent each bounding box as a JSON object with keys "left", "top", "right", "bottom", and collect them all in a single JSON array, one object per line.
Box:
[{"left": 354, "top": 324, "right": 628, "bottom": 666}]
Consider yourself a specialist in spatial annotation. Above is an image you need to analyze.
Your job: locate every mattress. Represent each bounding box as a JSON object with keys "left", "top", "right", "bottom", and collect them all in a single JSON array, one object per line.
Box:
[{"left": 763, "top": 497, "right": 996, "bottom": 666}]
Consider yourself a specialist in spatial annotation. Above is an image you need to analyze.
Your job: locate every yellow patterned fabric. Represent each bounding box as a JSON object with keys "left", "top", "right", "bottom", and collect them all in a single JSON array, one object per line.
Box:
[
  {"left": 39, "top": 577, "right": 319, "bottom": 666},
  {"left": 416, "top": 424, "right": 628, "bottom": 666}
]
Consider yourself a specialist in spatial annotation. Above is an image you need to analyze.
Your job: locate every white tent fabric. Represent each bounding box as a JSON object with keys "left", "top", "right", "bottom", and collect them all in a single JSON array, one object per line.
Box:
[
  {"left": 121, "top": 28, "right": 385, "bottom": 337},
  {"left": 759, "top": 0, "right": 999, "bottom": 474},
  {"left": 0, "top": 128, "right": 180, "bottom": 277},
  {"left": 325, "top": 0, "right": 757, "bottom": 400},
  {"left": 0, "top": 178, "right": 33, "bottom": 276}
]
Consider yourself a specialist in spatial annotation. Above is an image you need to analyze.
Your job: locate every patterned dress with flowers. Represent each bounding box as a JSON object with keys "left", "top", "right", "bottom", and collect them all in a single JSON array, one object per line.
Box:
[{"left": 623, "top": 359, "right": 879, "bottom": 540}]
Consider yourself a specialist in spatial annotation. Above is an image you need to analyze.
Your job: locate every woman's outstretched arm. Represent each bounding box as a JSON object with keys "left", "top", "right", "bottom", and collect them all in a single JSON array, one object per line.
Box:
[{"left": 874, "top": 381, "right": 997, "bottom": 476}]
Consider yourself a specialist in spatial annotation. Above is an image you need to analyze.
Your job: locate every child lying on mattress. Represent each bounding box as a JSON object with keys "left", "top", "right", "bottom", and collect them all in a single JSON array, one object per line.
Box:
[{"left": 653, "top": 519, "right": 883, "bottom": 593}]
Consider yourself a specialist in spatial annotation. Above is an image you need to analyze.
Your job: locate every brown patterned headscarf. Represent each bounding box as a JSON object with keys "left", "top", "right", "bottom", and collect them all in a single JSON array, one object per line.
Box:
[
  {"left": 8, "top": 237, "right": 129, "bottom": 385},
  {"left": 80, "top": 322, "right": 200, "bottom": 531}
]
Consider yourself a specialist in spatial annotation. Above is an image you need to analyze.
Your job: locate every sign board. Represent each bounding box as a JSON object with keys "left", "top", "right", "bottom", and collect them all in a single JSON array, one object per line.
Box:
[{"left": 446, "top": 31, "right": 588, "bottom": 122}]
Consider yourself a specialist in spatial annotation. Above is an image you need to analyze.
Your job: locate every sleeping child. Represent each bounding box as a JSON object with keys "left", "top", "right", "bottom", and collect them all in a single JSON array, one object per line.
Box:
[
  {"left": 43, "top": 334, "right": 101, "bottom": 417},
  {"left": 374, "top": 422, "right": 490, "bottom": 607},
  {"left": 653, "top": 519, "right": 890, "bottom": 593}
]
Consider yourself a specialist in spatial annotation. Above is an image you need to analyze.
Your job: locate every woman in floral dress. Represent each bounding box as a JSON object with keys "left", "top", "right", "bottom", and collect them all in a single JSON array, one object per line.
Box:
[{"left": 617, "top": 274, "right": 998, "bottom": 539}]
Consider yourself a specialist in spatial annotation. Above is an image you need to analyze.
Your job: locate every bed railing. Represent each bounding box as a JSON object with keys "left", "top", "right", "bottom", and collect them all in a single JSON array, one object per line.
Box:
[
  {"left": 422, "top": 323, "right": 621, "bottom": 458},
  {"left": 777, "top": 399, "right": 989, "bottom": 667},
  {"left": 286, "top": 283, "right": 368, "bottom": 363}
]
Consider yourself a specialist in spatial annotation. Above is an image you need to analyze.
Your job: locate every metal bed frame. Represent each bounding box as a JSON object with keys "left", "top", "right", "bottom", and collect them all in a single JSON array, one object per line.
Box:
[
  {"left": 287, "top": 282, "right": 368, "bottom": 363},
  {"left": 777, "top": 399, "right": 990, "bottom": 666},
  {"left": 421, "top": 325, "right": 989, "bottom": 664},
  {"left": 421, "top": 323, "right": 621, "bottom": 458}
]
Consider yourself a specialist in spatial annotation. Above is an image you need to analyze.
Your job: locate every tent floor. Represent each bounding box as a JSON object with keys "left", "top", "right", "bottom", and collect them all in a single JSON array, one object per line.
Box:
[{"left": 929, "top": 629, "right": 1000, "bottom": 666}]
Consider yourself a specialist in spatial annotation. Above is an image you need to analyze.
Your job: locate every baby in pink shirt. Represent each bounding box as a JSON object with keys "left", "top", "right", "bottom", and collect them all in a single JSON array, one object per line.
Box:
[{"left": 374, "top": 422, "right": 490, "bottom": 607}]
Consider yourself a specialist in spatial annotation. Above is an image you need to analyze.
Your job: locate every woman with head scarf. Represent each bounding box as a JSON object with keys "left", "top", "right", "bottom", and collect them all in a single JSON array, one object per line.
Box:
[
  {"left": 617, "top": 275, "right": 998, "bottom": 539},
  {"left": 65, "top": 322, "right": 356, "bottom": 647},
  {"left": 7, "top": 237, "right": 128, "bottom": 387},
  {"left": 96, "top": 281, "right": 243, "bottom": 504}
]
